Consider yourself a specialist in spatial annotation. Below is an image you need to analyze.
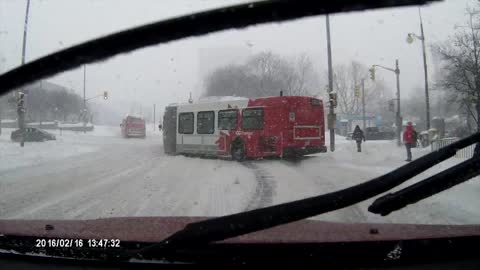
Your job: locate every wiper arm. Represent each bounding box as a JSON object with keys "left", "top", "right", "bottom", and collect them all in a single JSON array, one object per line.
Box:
[
  {"left": 369, "top": 150, "right": 480, "bottom": 216},
  {"left": 136, "top": 133, "right": 480, "bottom": 258}
]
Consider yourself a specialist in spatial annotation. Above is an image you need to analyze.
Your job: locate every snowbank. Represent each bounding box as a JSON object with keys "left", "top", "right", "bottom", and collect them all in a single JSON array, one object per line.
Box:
[
  {"left": 58, "top": 122, "right": 94, "bottom": 128},
  {"left": 0, "top": 128, "right": 97, "bottom": 172}
]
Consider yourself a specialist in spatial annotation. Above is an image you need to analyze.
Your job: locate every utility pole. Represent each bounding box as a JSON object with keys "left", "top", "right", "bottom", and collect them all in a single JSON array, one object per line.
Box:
[
  {"left": 407, "top": 8, "right": 430, "bottom": 131},
  {"left": 18, "top": 0, "right": 31, "bottom": 147},
  {"left": 326, "top": 14, "right": 335, "bottom": 152},
  {"left": 361, "top": 78, "right": 366, "bottom": 132},
  {"left": 0, "top": 28, "right": 8, "bottom": 135},
  {"left": 83, "top": 65, "right": 87, "bottom": 133},
  {"left": 153, "top": 104, "right": 156, "bottom": 132},
  {"left": 419, "top": 9, "right": 430, "bottom": 130}
]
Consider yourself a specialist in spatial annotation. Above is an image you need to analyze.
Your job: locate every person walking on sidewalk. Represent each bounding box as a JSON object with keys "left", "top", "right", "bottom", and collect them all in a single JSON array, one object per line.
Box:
[
  {"left": 352, "top": 125, "right": 365, "bottom": 152},
  {"left": 403, "top": 122, "right": 416, "bottom": 161}
]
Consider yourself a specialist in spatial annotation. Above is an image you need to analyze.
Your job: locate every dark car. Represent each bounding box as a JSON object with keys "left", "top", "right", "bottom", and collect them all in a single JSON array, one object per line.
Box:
[
  {"left": 365, "top": 127, "right": 395, "bottom": 140},
  {"left": 11, "top": 127, "right": 56, "bottom": 142}
]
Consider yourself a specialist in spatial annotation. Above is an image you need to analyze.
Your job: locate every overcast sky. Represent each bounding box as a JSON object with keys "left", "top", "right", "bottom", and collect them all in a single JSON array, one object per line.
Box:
[{"left": 0, "top": 0, "right": 475, "bottom": 117}]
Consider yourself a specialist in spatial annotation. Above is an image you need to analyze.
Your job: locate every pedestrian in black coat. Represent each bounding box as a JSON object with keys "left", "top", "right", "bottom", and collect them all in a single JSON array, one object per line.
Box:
[{"left": 352, "top": 125, "right": 365, "bottom": 152}]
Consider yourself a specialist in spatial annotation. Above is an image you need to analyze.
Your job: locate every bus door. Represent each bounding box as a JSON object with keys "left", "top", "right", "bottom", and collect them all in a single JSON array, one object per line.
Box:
[
  {"left": 163, "top": 106, "right": 177, "bottom": 154},
  {"left": 217, "top": 109, "right": 239, "bottom": 155},
  {"left": 241, "top": 108, "right": 265, "bottom": 157}
]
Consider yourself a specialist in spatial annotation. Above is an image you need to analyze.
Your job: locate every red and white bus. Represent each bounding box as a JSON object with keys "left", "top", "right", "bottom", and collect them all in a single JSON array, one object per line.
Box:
[
  {"left": 120, "top": 115, "right": 146, "bottom": 138},
  {"left": 162, "top": 96, "right": 326, "bottom": 160}
]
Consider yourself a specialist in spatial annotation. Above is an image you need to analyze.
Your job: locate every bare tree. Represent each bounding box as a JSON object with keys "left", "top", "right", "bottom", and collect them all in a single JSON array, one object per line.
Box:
[
  {"left": 24, "top": 84, "right": 84, "bottom": 122},
  {"left": 203, "top": 52, "right": 318, "bottom": 98},
  {"left": 332, "top": 61, "right": 391, "bottom": 121},
  {"left": 204, "top": 65, "right": 254, "bottom": 97},
  {"left": 432, "top": 6, "right": 480, "bottom": 131},
  {"left": 246, "top": 52, "right": 291, "bottom": 96},
  {"left": 285, "top": 54, "right": 319, "bottom": 96}
]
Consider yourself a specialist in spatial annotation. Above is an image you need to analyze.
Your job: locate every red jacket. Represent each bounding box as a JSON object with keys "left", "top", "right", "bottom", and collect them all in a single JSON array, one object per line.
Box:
[{"left": 403, "top": 126, "right": 416, "bottom": 144}]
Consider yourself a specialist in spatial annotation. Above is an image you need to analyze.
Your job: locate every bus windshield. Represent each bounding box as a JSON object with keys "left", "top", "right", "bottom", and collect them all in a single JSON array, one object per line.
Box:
[
  {"left": 242, "top": 108, "right": 264, "bottom": 130},
  {"left": 218, "top": 110, "right": 238, "bottom": 130}
]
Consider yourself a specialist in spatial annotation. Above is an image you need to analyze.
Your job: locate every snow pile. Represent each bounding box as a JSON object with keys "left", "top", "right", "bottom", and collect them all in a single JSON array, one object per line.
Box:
[
  {"left": 0, "top": 128, "right": 98, "bottom": 172},
  {"left": 58, "top": 122, "right": 94, "bottom": 128},
  {"left": 1, "top": 119, "right": 17, "bottom": 123},
  {"left": 28, "top": 121, "right": 56, "bottom": 125}
]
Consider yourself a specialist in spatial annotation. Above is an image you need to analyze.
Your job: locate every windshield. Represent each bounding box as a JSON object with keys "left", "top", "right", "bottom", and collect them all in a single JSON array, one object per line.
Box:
[{"left": 1, "top": 0, "right": 479, "bottom": 232}]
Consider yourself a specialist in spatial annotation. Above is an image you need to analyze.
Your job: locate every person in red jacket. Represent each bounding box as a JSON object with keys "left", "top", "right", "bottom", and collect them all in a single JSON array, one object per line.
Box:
[{"left": 403, "top": 122, "right": 416, "bottom": 161}]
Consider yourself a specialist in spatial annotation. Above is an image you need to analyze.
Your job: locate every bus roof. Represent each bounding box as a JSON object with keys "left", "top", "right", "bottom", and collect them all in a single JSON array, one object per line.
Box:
[
  {"left": 171, "top": 96, "right": 322, "bottom": 113},
  {"left": 124, "top": 114, "right": 144, "bottom": 120}
]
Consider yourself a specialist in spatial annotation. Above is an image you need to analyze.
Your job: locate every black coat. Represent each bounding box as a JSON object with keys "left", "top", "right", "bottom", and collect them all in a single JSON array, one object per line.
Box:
[{"left": 353, "top": 128, "right": 365, "bottom": 141}]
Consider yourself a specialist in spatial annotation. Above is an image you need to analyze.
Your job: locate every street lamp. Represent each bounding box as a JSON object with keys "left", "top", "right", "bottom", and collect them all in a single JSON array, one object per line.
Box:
[{"left": 406, "top": 8, "right": 430, "bottom": 131}]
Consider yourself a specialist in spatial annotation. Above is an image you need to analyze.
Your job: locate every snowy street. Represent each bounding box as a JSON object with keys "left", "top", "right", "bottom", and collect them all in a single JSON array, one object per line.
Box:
[{"left": 1, "top": 126, "right": 479, "bottom": 225}]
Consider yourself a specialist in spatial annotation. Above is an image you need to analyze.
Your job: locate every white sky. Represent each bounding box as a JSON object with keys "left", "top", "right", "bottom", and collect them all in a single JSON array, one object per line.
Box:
[{"left": 0, "top": 0, "right": 475, "bottom": 117}]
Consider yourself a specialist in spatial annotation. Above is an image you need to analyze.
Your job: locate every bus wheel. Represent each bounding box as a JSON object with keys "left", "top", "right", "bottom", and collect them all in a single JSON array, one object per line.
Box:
[{"left": 231, "top": 141, "right": 245, "bottom": 161}]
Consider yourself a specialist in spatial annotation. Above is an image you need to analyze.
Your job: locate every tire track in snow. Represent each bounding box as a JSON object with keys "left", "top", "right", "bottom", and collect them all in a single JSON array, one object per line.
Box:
[
  {"left": 242, "top": 161, "right": 276, "bottom": 211},
  {"left": 279, "top": 159, "right": 368, "bottom": 223}
]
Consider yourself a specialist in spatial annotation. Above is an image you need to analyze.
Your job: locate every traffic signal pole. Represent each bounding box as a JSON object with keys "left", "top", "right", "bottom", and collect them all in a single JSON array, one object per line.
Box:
[
  {"left": 371, "top": 59, "right": 402, "bottom": 146},
  {"left": 361, "top": 79, "right": 366, "bottom": 133},
  {"left": 395, "top": 59, "right": 401, "bottom": 146}
]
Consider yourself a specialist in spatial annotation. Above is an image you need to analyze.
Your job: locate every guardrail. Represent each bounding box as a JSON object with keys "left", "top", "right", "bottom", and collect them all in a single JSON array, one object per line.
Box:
[{"left": 431, "top": 137, "right": 475, "bottom": 159}]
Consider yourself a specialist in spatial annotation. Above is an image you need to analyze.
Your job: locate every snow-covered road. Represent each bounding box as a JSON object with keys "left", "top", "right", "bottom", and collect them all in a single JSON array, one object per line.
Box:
[{"left": 1, "top": 126, "right": 479, "bottom": 225}]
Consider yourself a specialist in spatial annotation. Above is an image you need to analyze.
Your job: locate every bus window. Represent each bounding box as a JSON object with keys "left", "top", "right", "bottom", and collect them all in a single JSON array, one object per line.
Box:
[
  {"left": 218, "top": 110, "right": 238, "bottom": 130},
  {"left": 242, "top": 108, "right": 264, "bottom": 130},
  {"left": 197, "top": 111, "right": 215, "bottom": 134},
  {"left": 179, "top": 112, "right": 194, "bottom": 134}
]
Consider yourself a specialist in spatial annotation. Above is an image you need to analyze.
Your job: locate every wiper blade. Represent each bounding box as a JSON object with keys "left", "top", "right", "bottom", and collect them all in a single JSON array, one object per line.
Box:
[
  {"left": 369, "top": 152, "right": 480, "bottom": 216},
  {"left": 0, "top": 0, "right": 439, "bottom": 95},
  {"left": 137, "top": 133, "right": 480, "bottom": 258}
]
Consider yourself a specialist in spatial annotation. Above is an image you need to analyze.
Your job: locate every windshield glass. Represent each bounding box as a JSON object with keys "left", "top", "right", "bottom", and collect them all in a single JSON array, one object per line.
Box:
[{"left": 1, "top": 0, "right": 479, "bottom": 228}]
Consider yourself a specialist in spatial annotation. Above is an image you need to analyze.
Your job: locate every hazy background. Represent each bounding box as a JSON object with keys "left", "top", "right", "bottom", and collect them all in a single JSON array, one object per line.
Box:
[{"left": 0, "top": 0, "right": 474, "bottom": 123}]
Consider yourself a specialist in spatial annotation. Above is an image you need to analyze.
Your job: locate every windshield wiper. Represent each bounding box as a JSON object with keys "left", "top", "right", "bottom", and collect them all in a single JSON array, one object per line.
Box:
[
  {"left": 0, "top": 0, "right": 439, "bottom": 95},
  {"left": 369, "top": 150, "right": 480, "bottom": 216},
  {"left": 136, "top": 133, "right": 480, "bottom": 258}
]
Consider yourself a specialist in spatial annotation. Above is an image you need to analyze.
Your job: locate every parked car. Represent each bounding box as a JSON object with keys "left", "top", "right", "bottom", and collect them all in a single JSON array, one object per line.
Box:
[
  {"left": 365, "top": 127, "right": 395, "bottom": 140},
  {"left": 11, "top": 127, "right": 56, "bottom": 142}
]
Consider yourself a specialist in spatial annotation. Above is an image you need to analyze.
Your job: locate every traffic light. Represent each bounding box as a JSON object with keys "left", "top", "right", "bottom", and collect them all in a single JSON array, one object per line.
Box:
[
  {"left": 354, "top": 85, "right": 360, "bottom": 98},
  {"left": 17, "top": 92, "right": 25, "bottom": 107},
  {"left": 369, "top": 67, "right": 375, "bottom": 81},
  {"left": 329, "top": 92, "right": 337, "bottom": 108},
  {"left": 17, "top": 92, "right": 26, "bottom": 115},
  {"left": 388, "top": 100, "right": 395, "bottom": 112},
  {"left": 103, "top": 91, "right": 108, "bottom": 100}
]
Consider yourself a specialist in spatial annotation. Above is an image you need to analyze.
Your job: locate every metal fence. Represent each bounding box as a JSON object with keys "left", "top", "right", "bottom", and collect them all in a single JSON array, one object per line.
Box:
[{"left": 431, "top": 137, "right": 475, "bottom": 159}]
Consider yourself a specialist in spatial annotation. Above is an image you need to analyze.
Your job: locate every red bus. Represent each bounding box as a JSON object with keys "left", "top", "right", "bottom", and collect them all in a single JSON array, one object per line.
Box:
[
  {"left": 162, "top": 96, "right": 326, "bottom": 160},
  {"left": 120, "top": 115, "right": 146, "bottom": 138}
]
